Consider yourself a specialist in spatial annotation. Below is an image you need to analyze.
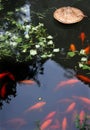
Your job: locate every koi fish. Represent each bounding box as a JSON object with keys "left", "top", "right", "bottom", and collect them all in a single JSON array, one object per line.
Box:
[
  {"left": 84, "top": 45, "right": 90, "bottom": 54},
  {"left": 57, "top": 98, "right": 73, "bottom": 103},
  {"left": 62, "top": 117, "right": 67, "bottom": 130},
  {"left": 79, "top": 32, "right": 86, "bottom": 45},
  {"left": 8, "top": 72, "right": 15, "bottom": 81},
  {"left": 0, "top": 72, "right": 8, "bottom": 79},
  {"left": 65, "top": 102, "right": 76, "bottom": 113},
  {"left": 69, "top": 43, "right": 76, "bottom": 51},
  {"left": 40, "top": 119, "right": 52, "bottom": 130},
  {"left": 44, "top": 111, "right": 56, "bottom": 120},
  {"left": 24, "top": 101, "right": 46, "bottom": 113},
  {"left": 7, "top": 117, "right": 27, "bottom": 129},
  {"left": 76, "top": 74, "right": 90, "bottom": 84},
  {"left": 72, "top": 96, "right": 90, "bottom": 105},
  {"left": 19, "top": 79, "right": 35, "bottom": 84},
  {"left": 0, "top": 83, "right": 7, "bottom": 98},
  {"left": 50, "top": 119, "right": 60, "bottom": 129},
  {"left": 79, "top": 110, "right": 85, "bottom": 125},
  {"left": 54, "top": 78, "right": 79, "bottom": 91}
]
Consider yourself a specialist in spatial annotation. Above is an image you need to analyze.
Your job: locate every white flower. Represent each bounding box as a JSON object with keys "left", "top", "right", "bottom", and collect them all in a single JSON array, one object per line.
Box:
[
  {"left": 25, "top": 34, "right": 29, "bottom": 39},
  {"left": 47, "top": 40, "right": 53, "bottom": 45},
  {"left": 30, "top": 50, "right": 37, "bottom": 56},
  {"left": 47, "top": 35, "right": 53, "bottom": 39},
  {"left": 80, "top": 49, "right": 85, "bottom": 55},
  {"left": 53, "top": 48, "right": 60, "bottom": 52},
  {"left": 25, "top": 25, "right": 31, "bottom": 29},
  {"left": 35, "top": 45, "right": 40, "bottom": 48},
  {"left": 10, "top": 41, "right": 17, "bottom": 46},
  {"left": 79, "top": 63, "right": 83, "bottom": 68},
  {"left": 81, "top": 57, "right": 87, "bottom": 62},
  {"left": 5, "top": 31, "right": 12, "bottom": 36},
  {"left": 22, "top": 49, "right": 27, "bottom": 52}
]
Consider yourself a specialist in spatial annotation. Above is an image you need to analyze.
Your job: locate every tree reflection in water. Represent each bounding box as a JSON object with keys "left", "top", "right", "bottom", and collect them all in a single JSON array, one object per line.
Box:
[{"left": 0, "top": 58, "right": 45, "bottom": 109}]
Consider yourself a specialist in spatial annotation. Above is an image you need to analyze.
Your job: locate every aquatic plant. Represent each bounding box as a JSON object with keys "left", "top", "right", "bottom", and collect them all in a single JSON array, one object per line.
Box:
[
  {"left": 75, "top": 114, "right": 90, "bottom": 130},
  {"left": 67, "top": 45, "right": 90, "bottom": 78},
  {"left": 0, "top": 2, "right": 59, "bottom": 63}
]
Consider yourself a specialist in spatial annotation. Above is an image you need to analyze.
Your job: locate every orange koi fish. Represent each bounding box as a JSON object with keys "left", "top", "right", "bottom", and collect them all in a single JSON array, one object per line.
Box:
[
  {"left": 76, "top": 74, "right": 90, "bottom": 84},
  {"left": 79, "top": 32, "right": 86, "bottom": 45},
  {"left": 54, "top": 78, "right": 79, "bottom": 91},
  {"left": 84, "top": 45, "right": 90, "bottom": 54},
  {"left": 0, "top": 72, "right": 8, "bottom": 79},
  {"left": 19, "top": 79, "right": 35, "bottom": 84},
  {"left": 62, "top": 117, "right": 67, "bottom": 130},
  {"left": 50, "top": 119, "right": 60, "bottom": 129},
  {"left": 0, "top": 83, "right": 7, "bottom": 98},
  {"left": 57, "top": 98, "right": 73, "bottom": 103},
  {"left": 40, "top": 119, "right": 52, "bottom": 130},
  {"left": 44, "top": 111, "right": 56, "bottom": 120},
  {"left": 73, "top": 96, "right": 90, "bottom": 105},
  {"left": 24, "top": 101, "right": 46, "bottom": 113},
  {"left": 7, "top": 117, "right": 27, "bottom": 129},
  {"left": 69, "top": 43, "right": 76, "bottom": 51},
  {"left": 65, "top": 102, "right": 76, "bottom": 113},
  {"left": 79, "top": 110, "right": 85, "bottom": 125}
]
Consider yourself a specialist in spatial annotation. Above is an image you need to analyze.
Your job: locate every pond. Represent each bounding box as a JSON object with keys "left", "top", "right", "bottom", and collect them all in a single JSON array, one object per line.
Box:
[{"left": 0, "top": 0, "right": 90, "bottom": 130}]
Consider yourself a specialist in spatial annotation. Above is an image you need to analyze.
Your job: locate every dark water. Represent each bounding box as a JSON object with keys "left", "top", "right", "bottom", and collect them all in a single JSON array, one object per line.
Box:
[{"left": 0, "top": 0, "right": 90, "bottom": 130}]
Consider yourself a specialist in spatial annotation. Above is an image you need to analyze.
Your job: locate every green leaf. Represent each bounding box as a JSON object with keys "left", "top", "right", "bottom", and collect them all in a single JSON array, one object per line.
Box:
[
  {"left": 82, "top": 65, "right": 90, "bottom": 70},
  {"left": 15, "top": 38, "right": 22, "bottom": 43},
  {"left": 67, "top": 52, "right": 76, "bottom": 57}
]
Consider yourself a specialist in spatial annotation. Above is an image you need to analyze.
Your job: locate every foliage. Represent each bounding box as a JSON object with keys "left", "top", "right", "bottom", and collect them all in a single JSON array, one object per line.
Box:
[
  {"left": 67, "top": 50, "right": 90, "bottom": 73},
  {"left": 0, "top": 3, "right": 59, "bottom": 63},
  {"left": 75, "top": 114, "right": 90, "bottom": 130}
]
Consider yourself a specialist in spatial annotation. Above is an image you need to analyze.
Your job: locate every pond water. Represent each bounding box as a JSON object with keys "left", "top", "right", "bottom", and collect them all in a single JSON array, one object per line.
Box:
[{"left": 0, "top": 0, "right": 90, "bottom": 130}]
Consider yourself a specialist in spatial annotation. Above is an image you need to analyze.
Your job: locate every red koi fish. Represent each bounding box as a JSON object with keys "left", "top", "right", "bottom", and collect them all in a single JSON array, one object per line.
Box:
[
  {"left": 65, "top": 102, "right": 76, "bottom": 113},
  {"left": 0, "top": 72, "right": 8, "bottom": 79},
  {"left": 0, "top": 83, "right": 7, "bottom": 98},
  {"left": 8, "top": 72, "right": 15, "bottom": 81},
  {"left": 73, "top": 96, "right": 90, "bottom": 105},
  {"left": 84, "top": 45, "right": 90, "bottom": 54},
  {"left": 69, "top": 43, "right": 76, "bottom": 51},
  {"left": 24, "top": 101, "right": 46, "bottom": 113},
  {"left": 62, "top": 117, "right": 67, "bottom": 130},
  {"left": 79, "top": 110, "right": 85, "bottom": 125},
  {"left": 54, "top": 78, "right": 79, "bottom": 91},
  {"left": 79, "top": 32, "right": 86, "bottom": 45},
  {"left": 76, "top": 74, "right": 90, "bottom": 84},
  {"left": 19, "top": 79, "right": 35, "bottom": 84},
  {"left": 44, "top": 111, "right": 56, "bottom": 120},
  {"left": 40, "top": 119, "right": 52, "bottom": 130}
]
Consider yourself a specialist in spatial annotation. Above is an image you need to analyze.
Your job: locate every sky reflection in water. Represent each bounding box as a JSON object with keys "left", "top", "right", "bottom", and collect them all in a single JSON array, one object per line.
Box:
[{"left": 0, "top": 59, "right": 90, "bottom": 130}]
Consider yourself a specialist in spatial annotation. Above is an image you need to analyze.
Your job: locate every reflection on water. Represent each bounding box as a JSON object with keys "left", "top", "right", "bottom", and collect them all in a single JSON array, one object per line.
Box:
[
  {"left": 0, "top": 59, "right": 90, "bottom": 130},
  {"left": 0, "top": 0, "right": 90, "bottom": 130}
]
